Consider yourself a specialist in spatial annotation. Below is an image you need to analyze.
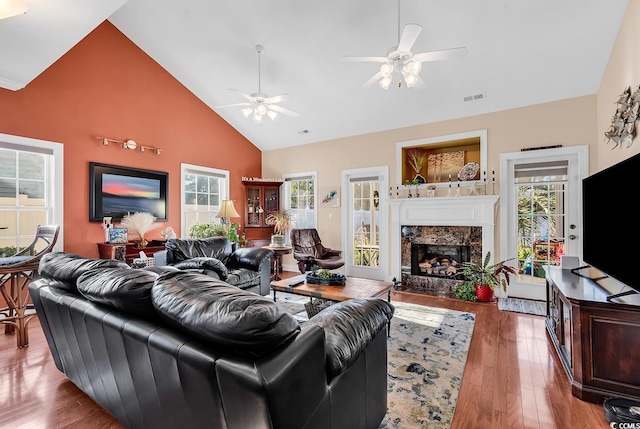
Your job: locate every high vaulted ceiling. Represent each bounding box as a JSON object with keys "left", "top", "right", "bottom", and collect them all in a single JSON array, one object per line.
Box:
[{"left": 0, "top": 0, "right": 629, "bottom": 151}]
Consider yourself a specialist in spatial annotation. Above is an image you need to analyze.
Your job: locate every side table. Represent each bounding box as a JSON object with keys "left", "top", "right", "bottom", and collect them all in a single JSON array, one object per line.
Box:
[{"left": 262, "top": 245, "right": 292, "bottom": 281}]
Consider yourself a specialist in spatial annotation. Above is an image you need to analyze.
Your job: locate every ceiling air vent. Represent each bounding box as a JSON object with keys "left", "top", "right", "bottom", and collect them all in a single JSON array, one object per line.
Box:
[
  {"left": 297, "top": 129, "right": 311, "bottom": 135},
  {"left": 464, "top": 92, "right": 486, "bottom": 102}
]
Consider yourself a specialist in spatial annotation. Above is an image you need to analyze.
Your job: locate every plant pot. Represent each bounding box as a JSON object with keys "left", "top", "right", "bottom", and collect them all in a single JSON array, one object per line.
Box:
[
  {"left": 474, "top": 284, "right": 494, "bottom": 302},
  {"left": 271, "top": 235, "right": 285, "bottom": 247}
]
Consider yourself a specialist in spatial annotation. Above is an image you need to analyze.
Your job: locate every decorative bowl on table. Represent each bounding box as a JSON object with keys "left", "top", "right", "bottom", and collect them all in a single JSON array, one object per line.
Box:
[{"left": 306, "top": 269, "right": 346, "bottom": 286}]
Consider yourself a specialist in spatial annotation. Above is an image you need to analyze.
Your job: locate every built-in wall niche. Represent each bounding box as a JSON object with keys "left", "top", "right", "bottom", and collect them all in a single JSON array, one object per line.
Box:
[{"left": 396, "top": 130, "right": 487, "bottom": 187}]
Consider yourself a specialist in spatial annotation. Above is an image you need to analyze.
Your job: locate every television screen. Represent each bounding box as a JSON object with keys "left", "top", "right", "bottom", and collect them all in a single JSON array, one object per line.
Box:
[
  {"left": 582, "top": 152, "right": 638, "bottom": 292},
  {"left": 90, "top": 162, "right": 168, "bottom": 222}
]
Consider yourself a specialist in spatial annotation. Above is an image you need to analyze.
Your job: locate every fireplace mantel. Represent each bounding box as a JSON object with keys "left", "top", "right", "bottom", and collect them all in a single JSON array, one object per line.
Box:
[{"left": 388, "top": 195, "right": 499, "bottom": 282}]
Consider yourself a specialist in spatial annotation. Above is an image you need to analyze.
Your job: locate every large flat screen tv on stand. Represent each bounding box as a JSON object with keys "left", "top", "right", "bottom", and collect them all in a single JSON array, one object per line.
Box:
[{"left": 579, "top": 151, "right": 640, "bottom": 301}]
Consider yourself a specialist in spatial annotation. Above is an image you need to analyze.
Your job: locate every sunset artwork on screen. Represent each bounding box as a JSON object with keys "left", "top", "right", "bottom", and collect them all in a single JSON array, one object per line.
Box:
[
  {"left": 89, "top": 162, "right": 168, "bottom": 222},
  {"left": 102, "top": 173, "right": 161, "bottom": 215}
]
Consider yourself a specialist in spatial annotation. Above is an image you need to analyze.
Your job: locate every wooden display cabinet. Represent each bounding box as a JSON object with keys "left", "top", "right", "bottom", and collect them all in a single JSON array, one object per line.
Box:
[{"left": 242, "top": 180, "right": 282, "bottom": 246}]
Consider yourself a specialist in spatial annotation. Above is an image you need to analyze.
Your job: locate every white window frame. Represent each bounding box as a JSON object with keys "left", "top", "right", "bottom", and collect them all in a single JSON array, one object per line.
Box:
[
  {"left": 180, "top": 163, "right": 230, "bottom": 238},
  {"left": 0, "top": 133, "right": 64, "bottom": 251},
  {"left": 282, "top": 171, "right": 317, "bottom": 229}
]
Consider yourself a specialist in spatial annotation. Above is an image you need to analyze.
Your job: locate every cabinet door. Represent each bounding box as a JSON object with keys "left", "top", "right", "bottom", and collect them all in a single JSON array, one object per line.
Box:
[
  {"left": 246, "top": 187, "right": 262, "bottom": 227},
  {"left": 264, "top": 187, "right": 279, "bottom": 214}
]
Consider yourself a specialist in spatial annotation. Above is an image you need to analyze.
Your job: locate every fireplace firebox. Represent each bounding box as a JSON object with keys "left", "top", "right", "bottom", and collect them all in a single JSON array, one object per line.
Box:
[{"left": 411, "top": 244, "right": 470, "bottom": 279}]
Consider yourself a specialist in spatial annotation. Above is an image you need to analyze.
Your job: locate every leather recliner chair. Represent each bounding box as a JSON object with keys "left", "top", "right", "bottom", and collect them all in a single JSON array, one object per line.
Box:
[{"left": 290, "top": 228, "right": 345, "bottom": 273}]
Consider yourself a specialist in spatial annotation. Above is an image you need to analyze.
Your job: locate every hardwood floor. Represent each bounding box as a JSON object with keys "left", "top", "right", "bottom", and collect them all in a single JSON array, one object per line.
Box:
[{"left": 0, "top": 273, "right": 611, "bottom": 429}]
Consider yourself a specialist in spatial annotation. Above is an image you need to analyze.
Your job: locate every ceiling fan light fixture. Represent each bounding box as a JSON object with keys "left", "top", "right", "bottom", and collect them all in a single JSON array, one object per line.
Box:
[
  {"left": 241, "top": 107, "right": 253, "bottom": 118},
  {"left": 256, "top": 104, "right": 267, "bottom": 115},
  {"left": 380, "top": 62, "right": 394, "bottom": 77},
  {"left": 404, "top": 73, "right": 418, "bottom": 88},
  {"left": 378, "top": 76, "right": 392, "bottom": 90},
  {"left": 407, "top": 60, "right": 422, "bottom": 74},
  {"left": 253, "top": 111, "right": 263, "bottom": 124},
  {"left": 266, "top": 109, "right": 277, "bottom": 121}
]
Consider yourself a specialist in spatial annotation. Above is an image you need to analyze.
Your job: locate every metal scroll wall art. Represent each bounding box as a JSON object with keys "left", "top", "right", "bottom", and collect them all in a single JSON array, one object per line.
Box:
[{"left": 605, "top": 85, "right": 640, "bottom": 148}]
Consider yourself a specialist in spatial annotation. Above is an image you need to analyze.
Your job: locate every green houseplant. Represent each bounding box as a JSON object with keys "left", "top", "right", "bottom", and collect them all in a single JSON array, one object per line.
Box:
[{"left": 454, "top": 251, "right": 518, "bottom": 302}]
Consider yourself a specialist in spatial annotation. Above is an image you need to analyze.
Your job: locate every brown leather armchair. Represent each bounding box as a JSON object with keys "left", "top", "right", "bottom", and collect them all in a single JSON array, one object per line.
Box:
[{"left": 290, "top": 228, "right": 345, "bottom": 273}]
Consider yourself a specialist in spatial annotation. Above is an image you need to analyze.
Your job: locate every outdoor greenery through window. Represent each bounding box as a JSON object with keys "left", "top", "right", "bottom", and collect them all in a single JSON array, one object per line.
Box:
[
  {"left": 515, "top": 161, "right": 567, "bottom": 282},
  {"left": 0, "top": 147, "right": 52, "bottom": 256},
  {"left": 351, "top": 178, "right": 379, "bottom": 268},
  {"left": 284, "top": 173, "right": 316, "bottom": 229},
  {"left": 182, "top": 164, "right": 229, "bottom": 237}
]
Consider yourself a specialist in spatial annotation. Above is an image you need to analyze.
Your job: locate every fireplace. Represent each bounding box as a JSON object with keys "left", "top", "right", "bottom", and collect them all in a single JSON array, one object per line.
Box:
[
  {"left": 411, "top": 243, "right": 471, "bottom": 278},
  {"left": 388, "top": 195, "right": 499, "bottom": 297}
]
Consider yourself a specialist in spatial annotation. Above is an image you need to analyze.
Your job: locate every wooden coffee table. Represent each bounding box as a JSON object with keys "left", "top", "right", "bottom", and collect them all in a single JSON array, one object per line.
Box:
[{"left": 270, "top": 274, "right": 392, "bottom": 304}]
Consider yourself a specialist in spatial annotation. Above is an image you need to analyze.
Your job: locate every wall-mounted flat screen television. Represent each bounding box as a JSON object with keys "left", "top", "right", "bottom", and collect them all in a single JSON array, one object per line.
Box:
[
  {"left": 582, "top": 151, "right": 638, "bottom": 298},
  {"left": 89, "top": 162, "right": 168, "bottom": 222}
]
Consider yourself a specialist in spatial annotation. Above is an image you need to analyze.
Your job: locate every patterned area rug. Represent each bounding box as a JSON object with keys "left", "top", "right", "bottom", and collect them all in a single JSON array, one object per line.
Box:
[
  {"left": 497, "top": 297, "right": 546, "bottom": 316},
  {"left": 273, "top": 293, "right": 476, "bottom": 429}
]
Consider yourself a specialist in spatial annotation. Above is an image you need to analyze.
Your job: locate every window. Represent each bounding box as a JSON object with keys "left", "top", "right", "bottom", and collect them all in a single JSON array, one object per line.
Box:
[
  {"left": 514, "top": 161, "right": 568, "bottom": 281},
  {"left": 0, "top": 134, "right": 63, "bottom": 256},
  {"left": 181, "top": 164, "right": 229, "bottom": 237},
  {"left": 283, "top": 172, "right": 316, "bottom": 229}
]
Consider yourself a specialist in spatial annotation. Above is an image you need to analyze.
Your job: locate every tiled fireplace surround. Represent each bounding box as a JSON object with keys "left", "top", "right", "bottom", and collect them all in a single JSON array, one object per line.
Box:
[{"left": 389, "top": 195, "right": 499, "bottom": 297}]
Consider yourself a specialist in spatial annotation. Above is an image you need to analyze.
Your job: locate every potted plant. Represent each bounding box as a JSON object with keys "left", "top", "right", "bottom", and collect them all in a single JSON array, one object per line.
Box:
[
  {"left": 454, "top": 251, "right": 518, "bottom": 302},
  {"left": 265, "top": 210, "right": 293, "bottom": 245}
]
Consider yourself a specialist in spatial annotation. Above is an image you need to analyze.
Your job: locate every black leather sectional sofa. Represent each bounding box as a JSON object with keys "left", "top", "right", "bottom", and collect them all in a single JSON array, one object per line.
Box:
[{"left": 29, "top": 252, "right": 394, "bottom": 429}]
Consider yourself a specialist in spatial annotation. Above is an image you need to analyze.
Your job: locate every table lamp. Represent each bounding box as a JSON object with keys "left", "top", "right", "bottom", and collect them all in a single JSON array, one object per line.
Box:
[{"left": 215, "top": 200, "right": 241, "bottom": 227}]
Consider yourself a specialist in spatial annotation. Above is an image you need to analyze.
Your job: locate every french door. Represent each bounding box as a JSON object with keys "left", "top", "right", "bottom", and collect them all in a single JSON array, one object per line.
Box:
[
  {"left": 341, "top": 166, "right": 388, "bottom": 280},
  {"left": 500, "top": 146, "right": 588, "bottom": 300}
]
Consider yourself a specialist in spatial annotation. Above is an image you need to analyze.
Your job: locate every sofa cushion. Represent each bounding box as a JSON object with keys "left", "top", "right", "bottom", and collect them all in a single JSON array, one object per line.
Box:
[
  {"left": 173, "top": 257, "right": 229, "bottom": 280},
  {"left": 165, "top": 237, "right": 234, "bottom": 263},
  {"left": 76, "top": 267, "right": 159, "bottom": 319},
  {"left": 38, "top": 252, "right": 130, "bottom": 292},
  {"left": 151, "top": 271, "right": 300, "bottom": 358},
  {"left": 304, "top": 298, "right": 395, "bottom": 378}
]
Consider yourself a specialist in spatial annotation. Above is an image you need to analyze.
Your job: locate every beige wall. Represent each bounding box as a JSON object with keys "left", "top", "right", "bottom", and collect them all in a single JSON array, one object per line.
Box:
[
  {"left": 263, "top": 96, "right": 596, "bottom": 268},
  {"left": 596, "top": 0, "right": 640, "bottom": 170}
]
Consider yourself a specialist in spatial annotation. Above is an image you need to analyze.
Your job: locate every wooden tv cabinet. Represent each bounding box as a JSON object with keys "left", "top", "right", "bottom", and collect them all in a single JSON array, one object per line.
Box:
[{"left": 545, "top": 266, "right": 640, "bottom": 403}]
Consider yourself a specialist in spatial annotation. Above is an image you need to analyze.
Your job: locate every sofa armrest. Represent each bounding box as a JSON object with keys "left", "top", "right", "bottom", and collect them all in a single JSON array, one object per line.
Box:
[
  {"left": 226, "top": 247, "right": 274, "bottom": 271},
  {"left": 216, "top": 325, "right": 328, "bottom": 429},
  {"left": 304, "top": 298, "right": 394, "bottom": 378},
  {"left": 172, "top": 257, "right": 229, "bottom": 280}
]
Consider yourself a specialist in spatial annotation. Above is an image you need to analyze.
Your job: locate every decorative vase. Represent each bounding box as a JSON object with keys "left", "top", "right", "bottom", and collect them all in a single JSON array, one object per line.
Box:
[
  {"left": 475, "top": 284, "right": 494, "bottom": 302},
  {"left": 414, "top": 173, "right": 426, "bottom": 184},
  {"left": 271, "top": 235, "right": 285, "bottom": 247},
  {"left": 137, "top": 237, "right": 148, "bottom": 248}
]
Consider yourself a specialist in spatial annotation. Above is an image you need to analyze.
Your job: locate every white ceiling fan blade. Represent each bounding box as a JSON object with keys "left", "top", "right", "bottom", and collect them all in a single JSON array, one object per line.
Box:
[
  {"left": 413, "top": 47, "right": 468, "bottom": 62},
  {"left": 214, "top": 102, "right": 253, "bottom": 109},
  {"left": 228, "top": 89, "right": 256, "bottom": 102},
  {"left": 342, "top": 56, "right": 389, "bottom": 63},
  {"left": 264, "top": 94, "right": 290, "bottom": 104},
  {"left": 362, "top": 71, "right": 383, "bottom": 88},
  {"left": 268, "top": 104, "right": 300, "bottom": 118},
  {"left": 397, "top": 24, "right": 422, "bottom": 52}
]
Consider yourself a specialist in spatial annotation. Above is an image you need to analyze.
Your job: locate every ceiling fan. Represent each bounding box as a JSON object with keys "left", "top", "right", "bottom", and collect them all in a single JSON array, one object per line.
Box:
[
  {"left": 214, "top": 45, "right": 299, "bottom": 124},
  {"left": 342, "top": 2, "right": 468, "bottom": 89}
]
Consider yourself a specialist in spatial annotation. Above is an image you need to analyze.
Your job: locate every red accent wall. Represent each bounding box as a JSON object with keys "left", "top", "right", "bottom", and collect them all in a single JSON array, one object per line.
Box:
[{"left": 0, "top": 21, "right": 261, "bottom": 257}]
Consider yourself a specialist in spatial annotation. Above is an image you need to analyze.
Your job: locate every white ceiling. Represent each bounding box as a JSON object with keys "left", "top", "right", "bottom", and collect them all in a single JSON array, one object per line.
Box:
[{"left": 0, "top": 0, "right": 629, "bottom": 151}]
